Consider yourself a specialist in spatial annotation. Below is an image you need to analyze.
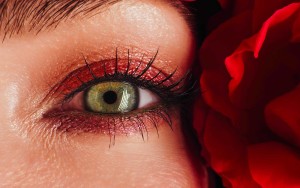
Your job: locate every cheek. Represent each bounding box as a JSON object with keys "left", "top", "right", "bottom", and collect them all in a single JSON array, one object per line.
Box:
[
  {"left": 0, "top": 108, "right": 204, "bottom": 187},
  {"left": 0, "top": 70, "right": 33, "bottom": 185},
  {"left": 0, "top": 64, "right": 49, "bottom": 185},
  {"left": 0, "top": 59, "right": 42, "bottom": 130},
  {"left": 43, "top": 113, "right": 202, "bottom": 187}
]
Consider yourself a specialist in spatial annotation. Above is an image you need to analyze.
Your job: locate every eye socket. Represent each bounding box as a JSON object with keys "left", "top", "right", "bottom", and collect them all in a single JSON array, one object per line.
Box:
[{"left": 66, "top": 81, "right": 160, "bottom": 114}]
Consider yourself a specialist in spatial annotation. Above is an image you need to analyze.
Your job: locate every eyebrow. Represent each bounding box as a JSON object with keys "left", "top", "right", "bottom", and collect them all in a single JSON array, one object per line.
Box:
[{"left": 0, "top": 0, "right": 193, "bottom": 40}]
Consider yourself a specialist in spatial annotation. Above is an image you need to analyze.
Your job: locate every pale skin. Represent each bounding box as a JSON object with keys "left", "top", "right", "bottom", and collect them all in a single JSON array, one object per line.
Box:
[{"left": 0, "top": 0, "right": 208, "bottom": 187}]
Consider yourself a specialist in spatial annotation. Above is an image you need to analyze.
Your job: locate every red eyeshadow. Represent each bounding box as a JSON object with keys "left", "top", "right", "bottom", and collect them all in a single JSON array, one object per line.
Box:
[{"left": 52, "top": 58, "right": 173, "bottom": 99}]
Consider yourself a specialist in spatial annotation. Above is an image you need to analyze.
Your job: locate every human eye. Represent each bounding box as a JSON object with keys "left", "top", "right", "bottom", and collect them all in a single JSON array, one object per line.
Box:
[{"left": 42, "top": 49, "right": 195, "bottom": 142}]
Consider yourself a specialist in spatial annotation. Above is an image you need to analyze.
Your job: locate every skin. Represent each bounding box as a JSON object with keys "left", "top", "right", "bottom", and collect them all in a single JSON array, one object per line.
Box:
[{"left": 0, "top": 0, "right": 208, "bottom": 187}]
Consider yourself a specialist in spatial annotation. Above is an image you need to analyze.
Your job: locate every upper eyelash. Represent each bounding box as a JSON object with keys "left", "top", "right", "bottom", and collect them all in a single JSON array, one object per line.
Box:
[{"left": 47, "top": 49, "right": 199, "bottom": 106}]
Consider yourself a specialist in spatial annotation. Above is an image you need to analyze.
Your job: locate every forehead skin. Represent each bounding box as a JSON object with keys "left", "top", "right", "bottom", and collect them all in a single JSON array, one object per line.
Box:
[{"left": 0, "top": 0, "right": 191, "bottom": 39}]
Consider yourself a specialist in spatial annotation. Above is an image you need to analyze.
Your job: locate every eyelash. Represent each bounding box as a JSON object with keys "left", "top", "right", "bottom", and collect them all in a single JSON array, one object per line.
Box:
[
  {"left": 55, "top": 50, "right": 196, "bottom": 104},
  {"left": 42, "top": 49, "right": 198, "bottom": 145}
]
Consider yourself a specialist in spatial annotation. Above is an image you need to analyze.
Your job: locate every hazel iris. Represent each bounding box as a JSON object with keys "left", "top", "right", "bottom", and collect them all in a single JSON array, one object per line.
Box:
[{"left": 85, "top": 82, "right": 139, "bottom": 114}]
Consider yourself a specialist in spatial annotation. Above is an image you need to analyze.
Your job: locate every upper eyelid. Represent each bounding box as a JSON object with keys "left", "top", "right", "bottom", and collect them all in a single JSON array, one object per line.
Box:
[{"left": 44, "top": 51, "right": 186, "bottom": 104}]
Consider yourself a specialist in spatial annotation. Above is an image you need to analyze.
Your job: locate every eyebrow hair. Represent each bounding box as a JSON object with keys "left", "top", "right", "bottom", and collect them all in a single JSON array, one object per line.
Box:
[
  {"left": 0, "top": 0, "right": 122, "bottom": 39},
  {"left": 0, "top": 0, "right": 193, "bottom": 40}
]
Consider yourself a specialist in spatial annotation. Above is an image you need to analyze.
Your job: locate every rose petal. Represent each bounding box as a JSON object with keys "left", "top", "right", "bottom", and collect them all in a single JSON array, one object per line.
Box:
[
  {"left": 226, "top": 45, "right": 299, "bottom": 109},
  {"left": 200, "top": 11, "right": 252, "bottom": 69},
  {"left": 265, "top": 84, "right": 300, "bottom": 147},
  {"left": 254, "top": 3, "right": 300, "bottom": 57},
  {"left": 252, "top": 0, "right": 299, "bottom": 32},
  {"left": 200, "top": 70, "right": 235, "bottom": 119},
  {"left": 203, "top": 111, "right": 260, "bottom": 188},
  {"left": 248, "top": 142, "right": 300, "bottom": 188},
  {"left": 226, "top": 3, "right": 300, "bottom": 109},
  {"left": 291, "top": 11, "right": 300, "bottom": 41},
  {"left": 193, "top": 98, "right": 208, "bottom": 139},
  {"left": 200, "top": 11, "right": 252, "bottom": 118},
  {"left": 225, "top": 36, "right": 256, "bottom": 97}
]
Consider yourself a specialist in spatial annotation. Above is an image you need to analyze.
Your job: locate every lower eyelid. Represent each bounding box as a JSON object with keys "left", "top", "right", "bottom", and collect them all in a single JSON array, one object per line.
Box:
[{"left": 41, "top": 104, "right": 175, "bottom": 138}]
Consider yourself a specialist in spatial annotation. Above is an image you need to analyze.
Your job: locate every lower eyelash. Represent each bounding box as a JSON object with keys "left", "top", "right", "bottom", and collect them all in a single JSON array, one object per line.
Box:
[{"left": 42, "top": 104, "right": 175, "bottom": 146}]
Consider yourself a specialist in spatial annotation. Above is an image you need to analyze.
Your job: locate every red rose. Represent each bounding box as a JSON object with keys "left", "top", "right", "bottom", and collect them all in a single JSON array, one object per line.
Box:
[{"left": 194, "top": 1, "right": 300, "bottom": 188}]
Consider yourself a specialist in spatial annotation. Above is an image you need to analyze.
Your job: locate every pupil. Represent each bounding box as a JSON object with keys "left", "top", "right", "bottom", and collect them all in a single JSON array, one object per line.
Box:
[{"left": 103, "top": 91, "right": 118, "bottom": 104}]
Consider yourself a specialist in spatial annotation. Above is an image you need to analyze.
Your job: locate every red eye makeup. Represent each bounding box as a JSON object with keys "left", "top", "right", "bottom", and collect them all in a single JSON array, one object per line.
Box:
[{"left": 40, "top": 49, "right": 197, "bottom": 144}]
